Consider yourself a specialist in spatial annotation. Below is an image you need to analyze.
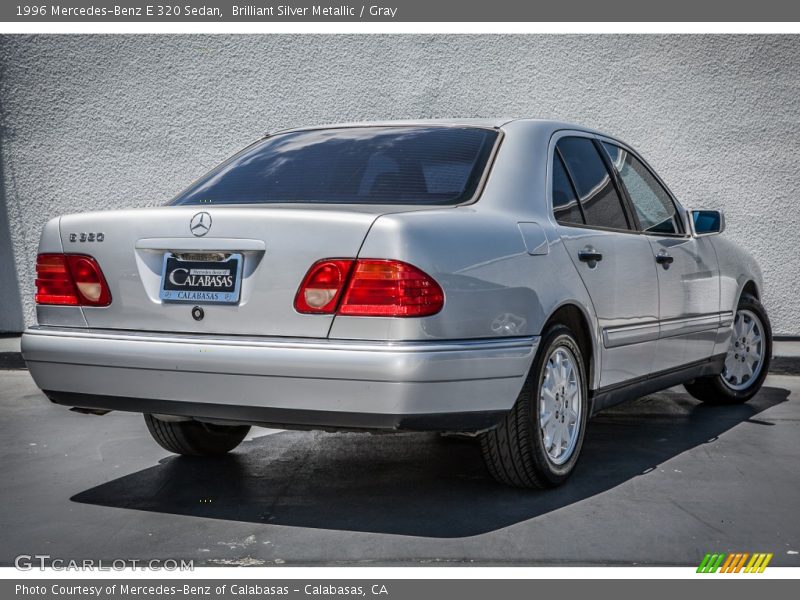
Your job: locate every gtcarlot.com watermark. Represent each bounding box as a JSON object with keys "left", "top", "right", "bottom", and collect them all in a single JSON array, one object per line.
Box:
[{"left": 15, "top": 554, "right": 194, "bottom": 571}]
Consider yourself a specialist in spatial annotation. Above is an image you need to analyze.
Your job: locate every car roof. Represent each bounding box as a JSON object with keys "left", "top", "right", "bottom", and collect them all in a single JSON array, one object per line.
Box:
[{"left": 271, "top": 118, "right": 603, "bottom": 136}]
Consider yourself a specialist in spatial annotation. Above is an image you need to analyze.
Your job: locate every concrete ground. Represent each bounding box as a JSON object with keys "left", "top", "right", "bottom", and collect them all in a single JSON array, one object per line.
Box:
[
  {"left": 1, "top": 369, "right": 798, "bottom": 567},
  {"left": 0, "top": 336, "right": 24, "bottom": 369}
]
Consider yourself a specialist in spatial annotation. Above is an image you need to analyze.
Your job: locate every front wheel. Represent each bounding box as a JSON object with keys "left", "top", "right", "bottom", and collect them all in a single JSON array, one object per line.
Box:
[
  {"left": 144, "top": 414, "right": 250, "bottom": 456},
  {"left": 480, "top": 324, "right": 589, "bottom": 489},
  {"left": 684, "top": 293, "right": 772, "bottom": 404}
]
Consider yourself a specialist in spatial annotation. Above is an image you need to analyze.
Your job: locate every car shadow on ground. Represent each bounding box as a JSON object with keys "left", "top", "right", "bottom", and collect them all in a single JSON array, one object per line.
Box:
[{"left": 72, "top": 386, "right": 789, "bottom": 538}]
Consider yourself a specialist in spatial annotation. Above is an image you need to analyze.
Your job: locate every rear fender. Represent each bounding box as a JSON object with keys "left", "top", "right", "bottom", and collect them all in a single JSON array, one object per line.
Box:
[{"left": 330, "top": 208, "right": 600, "bottom": 391}]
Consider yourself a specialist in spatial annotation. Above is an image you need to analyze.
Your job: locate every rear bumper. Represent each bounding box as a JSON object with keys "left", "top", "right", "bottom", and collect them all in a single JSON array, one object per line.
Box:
[{"left": 22, "top": 326, "right": 537, "bottom": 431}]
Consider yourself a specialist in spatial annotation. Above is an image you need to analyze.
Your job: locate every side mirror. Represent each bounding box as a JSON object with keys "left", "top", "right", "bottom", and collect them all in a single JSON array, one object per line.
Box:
[{"left": 691, "top": 210, "right": 725, "bottom": 236}]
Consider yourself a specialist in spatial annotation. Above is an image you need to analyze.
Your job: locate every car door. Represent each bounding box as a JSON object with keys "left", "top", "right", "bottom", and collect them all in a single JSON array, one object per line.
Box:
[
  {"left": 551, "top": 134, "right": 660, "bottom": 388},
  {"left": 600, "top": 141, "right": 720, "bottom": 373}
]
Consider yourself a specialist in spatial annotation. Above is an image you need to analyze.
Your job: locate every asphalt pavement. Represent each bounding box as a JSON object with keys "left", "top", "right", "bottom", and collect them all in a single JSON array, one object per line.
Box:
[{"left": 1, "top": 369, "right": 798, "bottom": 566}]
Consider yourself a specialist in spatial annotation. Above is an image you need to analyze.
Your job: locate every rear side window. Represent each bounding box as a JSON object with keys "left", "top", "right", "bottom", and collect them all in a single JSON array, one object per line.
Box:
[
  {"left": 552, "top": 153, "right": 584, "bottom": 225},
  {"left": 170, "top": 127, "right": 499, "bottom": 206},
  {"left": 602, "top": 142, "right": 681, "bottom": 235},
  {"left": 556, "top": 137, "right": 630, "bottom": 231}
]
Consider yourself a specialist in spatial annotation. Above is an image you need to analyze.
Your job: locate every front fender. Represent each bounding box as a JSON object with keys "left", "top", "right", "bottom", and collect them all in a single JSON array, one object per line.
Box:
[{"left": 711, "top": 235, "right": 764, "bottom": 314}]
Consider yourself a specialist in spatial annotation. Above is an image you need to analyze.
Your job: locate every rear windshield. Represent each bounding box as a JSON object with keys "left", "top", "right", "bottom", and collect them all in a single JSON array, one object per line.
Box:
[{"left": 169, "top": 126, "right": 499, "bottom": 206}]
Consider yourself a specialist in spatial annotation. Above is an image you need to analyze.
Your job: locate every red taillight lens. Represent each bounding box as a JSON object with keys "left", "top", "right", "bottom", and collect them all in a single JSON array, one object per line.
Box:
[
  {"left": 339, "top": 260, "right": 444, "bottom": 317},
  {"left": 294, "top": 259, "right": 355, "bottom": 313},
  {"left": 296, "top": 259, "right": 445, "bottom": 317},
  {"left": 35, "top": 253, "right": 111, "bottom": 307},
  {"left": 65, "top": 255, "right": 112, "bottom": 306},
  {"left": 35, "top": 254, "right": 79, "bottom": 306}
]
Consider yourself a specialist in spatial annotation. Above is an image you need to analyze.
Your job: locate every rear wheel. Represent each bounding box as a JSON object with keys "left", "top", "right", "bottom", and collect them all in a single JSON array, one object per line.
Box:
[
  {"left": 480, "top": 324, "right": 589, "bottom": 489},
  {"left": 684, "top": 293, "right": 772, "bottom": 404},
  {"left": 144, "top": 414, "right": 250, "bottom": 456}
]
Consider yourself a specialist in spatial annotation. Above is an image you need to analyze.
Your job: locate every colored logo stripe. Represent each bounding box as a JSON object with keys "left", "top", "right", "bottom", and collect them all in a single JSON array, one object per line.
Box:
[
  {"left": 697, "top": 553, "right": 725, "bottom": 573},
  {"left": 720, "top": 554, "right": 736, "bottom": 572},
  {"left": 745, "top": 553, "right": 773, "bottom": 573},
  {"left": 698, "top": 552, "right": 772, "bottom": 573},
  {"left": 719, "top": 553, "right": 749, "bottom": 573},
  {"left": 696, "top": 553, "right": 712, "bottom": 573}
]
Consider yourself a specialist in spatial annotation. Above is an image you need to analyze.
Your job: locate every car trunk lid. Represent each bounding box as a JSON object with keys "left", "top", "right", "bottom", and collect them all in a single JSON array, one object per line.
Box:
[{"left": 58, "top": 205, "right": 412, "bottom": 337}]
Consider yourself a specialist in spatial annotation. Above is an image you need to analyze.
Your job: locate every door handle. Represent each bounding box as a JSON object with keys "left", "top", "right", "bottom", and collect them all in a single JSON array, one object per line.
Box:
[
  {"left": 655, "top": 253, "right": 674, "bottom": 265},
  {"left": 578, "top": 250, "right": 603, "bottom": 263}
]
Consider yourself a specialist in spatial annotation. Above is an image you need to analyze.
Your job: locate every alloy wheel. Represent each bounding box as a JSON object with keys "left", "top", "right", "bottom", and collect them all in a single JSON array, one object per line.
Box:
[
  {"left": 539, "top": 345, "right": 583, "bottom": 465},
  {"left": 722, "top": 308, "right": 765, "bottom": 391}
]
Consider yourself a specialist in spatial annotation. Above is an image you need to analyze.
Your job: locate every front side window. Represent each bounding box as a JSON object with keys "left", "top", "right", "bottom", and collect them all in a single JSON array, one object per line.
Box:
[
  {"left": 602, "top": 142, "right": 681, "bottom": 235},
  {"left": 170, "top": 126, "right": 498, "bottom": 206},
  {"left": 556, "top": 137, "right": 630, "bottom": 231}
]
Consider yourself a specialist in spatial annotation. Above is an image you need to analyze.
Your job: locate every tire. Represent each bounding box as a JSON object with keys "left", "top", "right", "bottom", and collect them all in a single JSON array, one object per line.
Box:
[
  {"left": 144, "top": 414, "right": 250, "bottom": 456},
  {"left": 480, "top": 324, "right": 589, "bottom": 489},
  {"left": 684, "top": 293, "right": 772, "bottom": 405}
]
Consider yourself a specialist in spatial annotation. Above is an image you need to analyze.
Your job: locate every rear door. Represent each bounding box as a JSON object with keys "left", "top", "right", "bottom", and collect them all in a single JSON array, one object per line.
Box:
[
  {"left": 551, "top": 134, "right": 660, "bottom": 388},
  {"left": 600, "top": 141, "right": 720, "bottom": 372}
]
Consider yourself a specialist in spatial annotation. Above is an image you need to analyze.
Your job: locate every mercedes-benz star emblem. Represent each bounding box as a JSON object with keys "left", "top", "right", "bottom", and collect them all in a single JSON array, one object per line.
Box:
[{"left": 190, "top": 212, "right": 212, "bottom": 237}]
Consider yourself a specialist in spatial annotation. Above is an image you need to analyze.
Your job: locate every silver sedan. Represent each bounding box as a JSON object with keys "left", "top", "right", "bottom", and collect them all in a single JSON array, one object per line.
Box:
[{"left": 22, "top": 119, "right": 772, "bottom": 488}]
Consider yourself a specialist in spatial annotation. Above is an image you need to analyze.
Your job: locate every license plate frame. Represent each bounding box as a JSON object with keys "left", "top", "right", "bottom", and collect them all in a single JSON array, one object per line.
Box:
[{"left": 159, "top": 252, "right": 243, "bottom": 305}]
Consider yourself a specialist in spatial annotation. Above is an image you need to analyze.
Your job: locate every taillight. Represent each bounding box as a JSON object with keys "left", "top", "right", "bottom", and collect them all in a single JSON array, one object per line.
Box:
[
  {"left": 340, "top": 260, "right": 444, "bottom": 317},
  {"left": 35, "top": 254, "right": 79, "bottom": 306},
  {"left": 66, "top": 255, "right": 112, "bottom": 306},
  {"left": 295, "top": 258, "right": 444, "bottom": 317},
  {"left": 35, "top": 253, "right": 111, "bottom": 307},
  {"left": 294, "top": 259, "right": 355, "bottom": 313}
]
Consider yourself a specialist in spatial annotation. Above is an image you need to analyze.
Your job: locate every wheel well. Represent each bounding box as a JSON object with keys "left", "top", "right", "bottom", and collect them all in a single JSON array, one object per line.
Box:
[
  {"left": 742, "top": 280, "right": 759, "bottom": 300},
  {"left": 545, "top": 304, "right": 594, "bottom": 385}
]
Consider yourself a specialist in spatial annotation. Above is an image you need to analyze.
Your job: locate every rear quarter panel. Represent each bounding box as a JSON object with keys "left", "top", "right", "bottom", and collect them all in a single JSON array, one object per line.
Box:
[{"left": 329, "top": 207, "right": 597, "bottom": 345}]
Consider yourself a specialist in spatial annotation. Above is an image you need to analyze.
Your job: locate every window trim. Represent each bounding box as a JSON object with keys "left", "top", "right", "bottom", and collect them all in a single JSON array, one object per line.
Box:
[{"left": 595, "top": 137, "right": 688, "bottom": 238}]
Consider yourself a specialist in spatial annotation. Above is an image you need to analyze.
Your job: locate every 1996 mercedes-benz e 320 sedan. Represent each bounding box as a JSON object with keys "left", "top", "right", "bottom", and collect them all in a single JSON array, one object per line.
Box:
[{"left": 22, "top": 119, "right": 772, "bottom": 488}]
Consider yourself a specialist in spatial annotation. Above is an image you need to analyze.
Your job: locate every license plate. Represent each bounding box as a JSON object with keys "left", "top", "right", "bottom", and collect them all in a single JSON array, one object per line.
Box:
[{"left": 159, "top": 253, "right": 243, "bottom": 305}]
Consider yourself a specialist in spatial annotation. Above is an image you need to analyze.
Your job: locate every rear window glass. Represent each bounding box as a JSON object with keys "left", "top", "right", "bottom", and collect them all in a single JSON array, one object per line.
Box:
[{"left": 170, "top": 127, "right": 499, "bottom": 206}]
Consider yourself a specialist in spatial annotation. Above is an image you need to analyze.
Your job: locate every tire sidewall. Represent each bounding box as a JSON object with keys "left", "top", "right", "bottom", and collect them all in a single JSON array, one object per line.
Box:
[
  {"left": 144, "top": 414, "right": 250, "bottom": 456},
  {"left": 528, "top": 326, "right": 589, "bottom": 484}
]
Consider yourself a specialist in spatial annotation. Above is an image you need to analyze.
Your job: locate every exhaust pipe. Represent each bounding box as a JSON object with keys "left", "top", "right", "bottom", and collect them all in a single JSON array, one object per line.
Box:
[{"left": 69, "top": 407, "right": 111, "bottom": 416}]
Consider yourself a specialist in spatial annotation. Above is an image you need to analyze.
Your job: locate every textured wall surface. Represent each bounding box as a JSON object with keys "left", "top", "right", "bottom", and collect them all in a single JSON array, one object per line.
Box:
[{"left": 0, "top": 35, "right": 798, "bottom": 334}]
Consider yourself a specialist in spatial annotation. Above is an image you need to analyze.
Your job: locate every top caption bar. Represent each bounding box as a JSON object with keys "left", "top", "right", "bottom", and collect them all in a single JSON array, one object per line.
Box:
[{"left": 4, "top": 0, "right": 800, "bottom": 22}]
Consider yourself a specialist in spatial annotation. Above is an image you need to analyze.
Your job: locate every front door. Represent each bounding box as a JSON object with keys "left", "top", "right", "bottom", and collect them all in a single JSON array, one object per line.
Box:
[{"left": 599, "top": 141, "right": 720, "bottom": 373}]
